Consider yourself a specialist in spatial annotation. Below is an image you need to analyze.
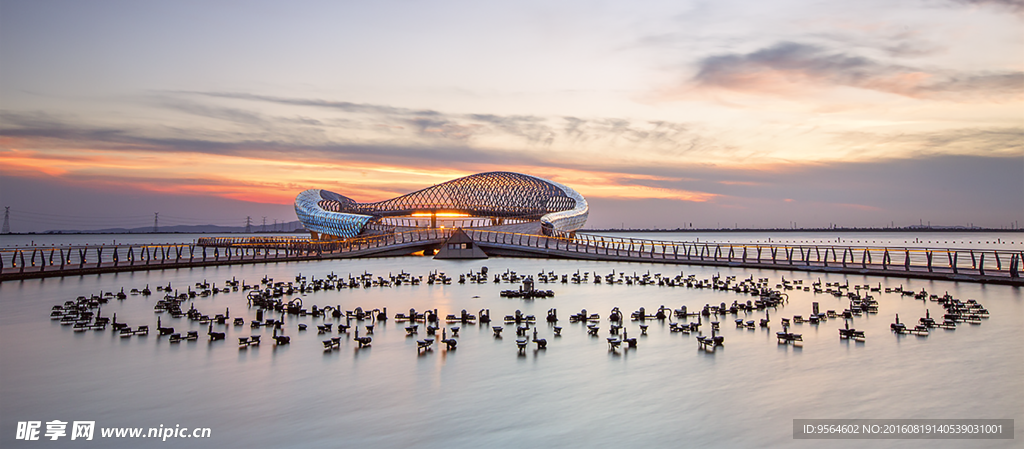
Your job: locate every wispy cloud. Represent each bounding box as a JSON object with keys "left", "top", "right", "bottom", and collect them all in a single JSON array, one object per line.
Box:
[
  {"left": 172, "top": 91, "right": 732, "bottom": 155},
  {"left": 830, "top": 127, "right": 1024, "bottom": 158},
  {"left": 185, "top": 91, "right": 444, "bottom": 117},
  {"left": 944, "top": 0, "right": 1024, "bottom": 16},
  {"left": 690, "top": 42, "right": 1024, "bottom": 101}
]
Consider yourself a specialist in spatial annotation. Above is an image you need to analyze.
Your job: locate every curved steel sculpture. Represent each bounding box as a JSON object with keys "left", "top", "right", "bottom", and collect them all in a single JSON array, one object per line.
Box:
[{"left": 295, "top": 172, "right": 588, "bottom": 239}]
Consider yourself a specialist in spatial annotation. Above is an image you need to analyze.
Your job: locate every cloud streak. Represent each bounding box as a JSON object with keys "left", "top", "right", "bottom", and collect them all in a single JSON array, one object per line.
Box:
[
  {"left": 691, "top": 42, "right": 1024, "bottom": 101},
  {"left": 945, "top": 0, "right": 1024, "bottom": 16},
  {"left": 176, "top": 91, "right": 728, "bottom": 154}
]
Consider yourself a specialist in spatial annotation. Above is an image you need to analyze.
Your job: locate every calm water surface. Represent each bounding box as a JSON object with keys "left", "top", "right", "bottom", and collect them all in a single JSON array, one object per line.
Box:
[{"left": 1, "top": 237, "right": 1021, "bottom": 448}]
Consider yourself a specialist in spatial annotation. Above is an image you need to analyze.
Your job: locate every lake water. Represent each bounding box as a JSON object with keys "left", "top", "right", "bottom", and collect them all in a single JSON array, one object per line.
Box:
[{"left": 1, "top": 234, "right": 1021, "bottom": 448}]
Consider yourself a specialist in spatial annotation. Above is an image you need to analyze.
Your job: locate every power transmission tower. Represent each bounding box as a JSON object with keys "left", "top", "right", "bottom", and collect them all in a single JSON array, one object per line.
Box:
[
  {"left": 2, "top": 206, "right": 10, "bottom": 234},
  {"left": 273, "top": 219, "right": 278, "bottom": 232},
  {"left": 245, "top": 216, "right": 252, "bottom": 233},
  {"left": 153, "top": 212, "right": 159, "bottom": 233},
  {"left": 262, "top": 216, "right": 267, "bottom": 232}
]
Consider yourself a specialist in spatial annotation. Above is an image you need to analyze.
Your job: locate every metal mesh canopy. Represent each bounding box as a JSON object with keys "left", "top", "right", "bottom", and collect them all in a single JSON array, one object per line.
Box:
[
  {"left": 295, "top": 171, "right": 588, "bottom": 238},
  {"left": 319, "top": 172, "right": 574, "bottom": 218}
]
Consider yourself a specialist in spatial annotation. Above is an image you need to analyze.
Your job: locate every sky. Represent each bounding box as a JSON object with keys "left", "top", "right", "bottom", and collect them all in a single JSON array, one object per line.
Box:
[{"left": 1, "top": 0, "right": 1021, "bottom": 232}]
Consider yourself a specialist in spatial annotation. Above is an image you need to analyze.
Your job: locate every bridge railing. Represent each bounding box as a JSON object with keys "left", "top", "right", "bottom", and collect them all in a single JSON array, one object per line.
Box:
[
  {"left": 197, "top": 228, "right": 453, "bottom": 253},
  {"left": 0, "top": 243, "right": 308, "bottom": 274},
  {"left": 3, "top": 229, "right": 1019, "bottom": 279},
  {"left": 462, "top": 229, "right": 1021, "bottom": 278},
  {"left": 0, "top": 229, "right": 457, "bottom": 276}
]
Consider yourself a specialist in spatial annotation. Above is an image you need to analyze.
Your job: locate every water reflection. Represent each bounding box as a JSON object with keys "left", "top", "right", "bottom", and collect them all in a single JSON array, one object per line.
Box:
[{"left": 2, "top": 255, "right": 1022, "bottom": 448}]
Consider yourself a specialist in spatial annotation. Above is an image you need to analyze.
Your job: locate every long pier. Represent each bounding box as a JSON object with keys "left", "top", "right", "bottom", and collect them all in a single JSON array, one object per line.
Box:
[{"left": 2, "top": 229, "right": 1021, "bottom": 285}]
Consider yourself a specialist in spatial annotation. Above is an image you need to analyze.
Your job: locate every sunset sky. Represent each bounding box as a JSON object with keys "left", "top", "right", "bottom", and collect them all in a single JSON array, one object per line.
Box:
[{"left": 1, "top": 0, "right": 1021, "bottom": 232}]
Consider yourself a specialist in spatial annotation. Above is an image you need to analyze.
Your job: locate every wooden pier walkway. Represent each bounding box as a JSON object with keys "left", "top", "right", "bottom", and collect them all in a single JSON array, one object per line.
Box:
[{"left": 2, "top": 229, "right": 1021, "bottom": 285}]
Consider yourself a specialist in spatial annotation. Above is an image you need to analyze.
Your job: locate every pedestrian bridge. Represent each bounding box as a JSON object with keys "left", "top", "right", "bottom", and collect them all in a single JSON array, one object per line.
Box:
[{"left": 2, "top": 229, "right": 1021, "bottom": 285}]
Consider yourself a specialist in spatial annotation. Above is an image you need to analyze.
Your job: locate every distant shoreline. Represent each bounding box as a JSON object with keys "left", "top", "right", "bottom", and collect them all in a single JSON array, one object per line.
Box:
[
  {"left": 584, "top": 227, "right": 1023, "bottom": 233},
  {"left": 1, "top": 231, "right": 306, "bottom": 235},
  {"left": 2, "top": 227, "right": 1021, "bottom": 235}
]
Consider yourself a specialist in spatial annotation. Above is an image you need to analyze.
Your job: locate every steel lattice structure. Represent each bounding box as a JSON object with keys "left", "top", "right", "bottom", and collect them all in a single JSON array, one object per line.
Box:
[{"left": 295, "top": 172, "right": 588, "bottom": 239}]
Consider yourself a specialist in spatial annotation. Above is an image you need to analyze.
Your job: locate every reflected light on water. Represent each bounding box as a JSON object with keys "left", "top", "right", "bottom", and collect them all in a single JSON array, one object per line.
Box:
[{"left": 1, "top": 250, "right": 1021, "bottom": 448}]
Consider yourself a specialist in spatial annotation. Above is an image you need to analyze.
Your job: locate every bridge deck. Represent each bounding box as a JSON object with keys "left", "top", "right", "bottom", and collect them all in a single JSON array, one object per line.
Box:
[{"left": 2, "top": 230, "right": 1021, "bottom": 285}]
